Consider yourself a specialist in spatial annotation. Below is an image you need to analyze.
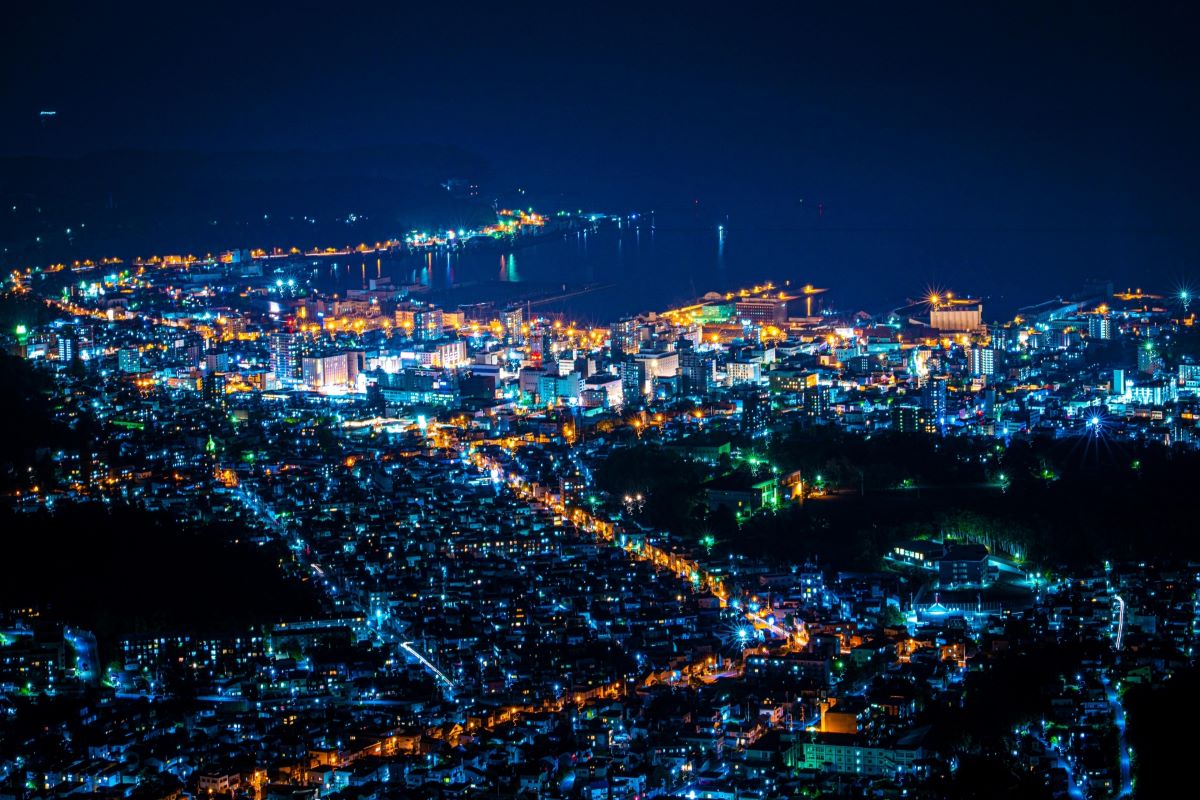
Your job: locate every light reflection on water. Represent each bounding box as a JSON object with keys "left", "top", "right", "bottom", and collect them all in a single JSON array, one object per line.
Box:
[{"left": 310, "top": 219, "right": 745, "bottom": 320}]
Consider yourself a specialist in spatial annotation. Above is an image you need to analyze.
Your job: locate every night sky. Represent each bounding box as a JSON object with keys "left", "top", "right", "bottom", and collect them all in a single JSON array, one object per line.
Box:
[{"left": 5, "top": 2, "right": 1199, "bottom": 303}]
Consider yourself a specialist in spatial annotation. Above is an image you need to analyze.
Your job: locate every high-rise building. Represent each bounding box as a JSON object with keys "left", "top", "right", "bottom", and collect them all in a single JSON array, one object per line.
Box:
[
  {"left": 435, "top": 339, "right": 468, "bottom": 370},
  {"left": 56, "top": 334, "right": 78, "bottom": 363},
  {"left": 1137, "top": 341, "right": 1160, "bottom": 375},
  {"left": 74, "top": 325, "right": 96, "bottom": 359},
  {"left": 572, "top": 355, "right": 596, "bottom": 379},
  {"left": 346, "top": 350, "right": 364, "bottom": 386},
  {"left": 1088, "top": 314, "right": 1113, "bottom": 340},
  {"left": 769, "top": 369, "right": 817, "bottom": 395},
  {"left": 205, "top": 350, "right": 230, "bottom": 373},
  {"left": 967, "top": 347, "right": 995, "bottom": 377},
  {"left": 740, "top": 390, "right": 771, "bottom": 436},
  {"left": 270, "top": 332, "right": 300, "bottom": 387},
  {"left": 619, "top": 358, "right": 649, "bottom": 406},
  {"left": 500, "top": 306, "right": 524, "bottom": 344},
  {"left": 414, "top": 308, "right": 444, "bottom": 341},
  {"left": 679, "top": 349, "right": 716, "bottom": 395},
  {"left": 530, "top": 332, "right": 554, "bottom": 365},
  {"left": 376, "top": 368, "right": 460, "bottom": 408},
  {"left": 803, "top": 385, "right": 830, "bottom": 420},
  {"left": 727, "top": 360, "right": 761, "bottom": 384},
  {"left": 202, "top": 373, "right": 227, "bottom": 407},
  {"left": 1128, "top": 379, "right": 1175, "bottom": 406},
  {"left": 992, "top": 325, "right": 1022, "bottom": 351},
  {"left": 118, "top": 347, "right": 141, "bottom": 373},
  {"left": 537, "top": 372, "right": 582, "bottom": 406},
  {"left": 922, "top": 375, "right": 948, "bottom": 426},
  {"left": 301, "top": 351, "right": 364, "bottom": 390},
  {"left": 634, "top": 351, "right": 679, "bottom": 380},
  {"left": 891, "top": 404, "right": 934, "bottom": 434},
  {"left": 582, "top": 374, "right": 624, "bottom": 409},
  {"left": 171, "top": 333, "right": 203, "bottom": 368},
  {"left": 1112, "top": 368, "right": 1126, "bottom": 396},
  {"left": 613, "top": 318, "right": 642, "bottom": 355}
]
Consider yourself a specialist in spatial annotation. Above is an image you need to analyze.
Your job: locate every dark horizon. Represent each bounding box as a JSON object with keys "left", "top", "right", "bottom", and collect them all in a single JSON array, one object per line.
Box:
[{"left": 5, "top": 2, "right": 1200, "bottom": 306}]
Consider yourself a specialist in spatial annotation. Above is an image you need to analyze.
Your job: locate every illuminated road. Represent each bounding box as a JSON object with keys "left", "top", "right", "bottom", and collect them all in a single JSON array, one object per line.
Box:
[
  {"left": 1101, "top": 673, "right": 1133, "bottom": 798},
  {"left": 1107, "top": 597, "right": 1132, "bottom": 793},
  {"left": 1113, "top": 594, "right": 1126, "bottom": 651},
  {"left": 399, "top": 641, "right": 454, "bottom": 690},
  {"left": 461, "top": 436, "right": 807, "bottom": 690},
  {"left": 746, "top": 609, "right": 796, "bottom": 642},
  {"left": 64, "top": 627, "right": 98, "bottom": 685},
  {"left": 220, "top": 390, "right": 823, "bottom": 721}
]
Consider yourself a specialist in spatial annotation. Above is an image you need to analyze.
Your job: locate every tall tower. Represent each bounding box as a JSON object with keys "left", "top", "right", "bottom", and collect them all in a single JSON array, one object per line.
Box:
[
  {"left": 270, "top": 332, "right": 299, "bottom": 387},
  {"left": 922, "top": 375, "right": 948, "bottom": 427}
]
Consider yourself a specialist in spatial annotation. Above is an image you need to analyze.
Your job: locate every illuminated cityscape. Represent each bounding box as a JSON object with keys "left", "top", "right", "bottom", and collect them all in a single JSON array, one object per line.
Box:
[{"left": 3, "top": 5, "right": 1200, "bottom": 800}]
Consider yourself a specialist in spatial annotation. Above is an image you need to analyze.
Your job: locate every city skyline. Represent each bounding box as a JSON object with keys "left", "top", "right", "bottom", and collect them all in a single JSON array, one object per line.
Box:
[{"left": 2, "top": 4, "right": 1198, "bottom": 800}]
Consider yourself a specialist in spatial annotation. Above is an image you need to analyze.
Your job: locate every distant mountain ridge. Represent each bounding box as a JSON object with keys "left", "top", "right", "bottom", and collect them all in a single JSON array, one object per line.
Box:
[{"left": 0, "top": 145, "right": 496, "bottom": 266}]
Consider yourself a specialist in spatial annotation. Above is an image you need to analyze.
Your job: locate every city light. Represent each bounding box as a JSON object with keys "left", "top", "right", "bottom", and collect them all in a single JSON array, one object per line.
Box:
[{"left": 0, "top": 30, "right": 1183, "bottom": 792}]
